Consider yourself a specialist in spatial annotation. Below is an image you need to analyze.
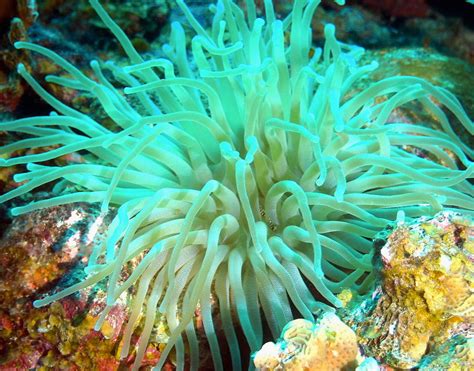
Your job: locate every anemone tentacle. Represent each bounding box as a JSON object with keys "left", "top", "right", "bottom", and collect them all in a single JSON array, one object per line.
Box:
[{"left": 1, "top": 0, "right": 473, "bottom": 369}]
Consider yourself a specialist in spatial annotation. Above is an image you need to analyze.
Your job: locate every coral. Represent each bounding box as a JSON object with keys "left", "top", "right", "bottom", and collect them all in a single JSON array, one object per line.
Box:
[
  {"left": 0, "top": 0, "right": 473, "bottom": 369},
  {"left": 37, "top": 0, "right": 170, "bottom": 53},
  {"left": 0, "top": 63, "right": 24, "bottom": 113},
  {"left": 253, "top": 312, "right": 359, "bottom": 371},
  {"left": 380, "top": 211, "right": 473, "bottom": 318},
  {"left": 0, "top": 202, "right": 107, "bottom": 308},
  {"left": 344, "top": 211, "right": 473, "bottom": 368},
  {"left": 0, "top": 0, "right": 37, "bottom": 113},
  {"left": 0, "top": 0, "right": 38, "bottom": 27},
  {"left": 419, "top": 335, "right": 474, "bottom": 370},
  {"left": 0, "top": 203, "right": 121, "bottom": 369},
  {"left": 0, "top": 202, "right": 178, "bottom": 369},
  {"left": 0, "top": 299, "right": 125, "bottom": 370}
]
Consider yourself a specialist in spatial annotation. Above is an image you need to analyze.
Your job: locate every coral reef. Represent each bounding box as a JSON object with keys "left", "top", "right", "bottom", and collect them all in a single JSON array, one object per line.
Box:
[
  {"left": 0, "top": 204, "right": 154, "bottom": 369},
  {"left": 0, "top": 0, "right": 37, "bottom": 113},
  {"left": 0, "top": 300, "right": 125, "bottom": 370},
  {"left": 0, "top": 202, "right": 107, "bottom": 307},
  {"left": 0, "top": 0, "right": 472, "bottom": 369},
  {"left": 358, "top": 48, "right": 474, "bottom": 123},
  {"left": 0, "top": 202, "right": 126, "bottom": 369},
  {"left": 37, "top": 0, "right": 170, "bottom": 52},
  {"left": 0, "top": 201, "right": 215, "bottom": 369},
  {"left": 309, "top": 1, "right": 474, "bottom": 62},
  {"left": 257, "top": 210, "right": 473, "bottom": 370},
  {"left": 253, "top": 312, "right": 360, "bottom": 371},
  {"left": 419, "top": 335, "right": 474, "bottom": 370},
  {"left": 343, "top": 211, "right": 473, "bottom": 368}
]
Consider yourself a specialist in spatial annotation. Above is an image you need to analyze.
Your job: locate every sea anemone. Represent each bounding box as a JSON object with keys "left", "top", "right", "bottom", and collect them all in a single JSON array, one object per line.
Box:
[{"left": 1, "top": 0, "right": 473, "bottom": 369}]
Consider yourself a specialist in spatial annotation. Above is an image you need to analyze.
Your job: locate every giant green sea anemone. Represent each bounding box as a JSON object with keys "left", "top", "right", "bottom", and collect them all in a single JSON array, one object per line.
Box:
[{"left": 1, "top": 0, "right": 473, "bottom": 369}]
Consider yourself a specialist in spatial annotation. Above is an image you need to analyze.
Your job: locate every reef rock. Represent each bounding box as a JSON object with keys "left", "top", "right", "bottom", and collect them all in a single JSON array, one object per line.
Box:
[
  {"left": 345, "top": 211, "right": 473, "bottom": 368},
  {"left": 253, "top": 312, "right": 360, "bottom": 370},
  {"left": 419, "top": 334, "right": 474, "bottom": 370}
]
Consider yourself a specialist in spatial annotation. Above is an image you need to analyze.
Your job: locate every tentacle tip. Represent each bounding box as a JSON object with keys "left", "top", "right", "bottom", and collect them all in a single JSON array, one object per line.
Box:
[
  {"left": 310, "top": 135, "right": 320, "bottom": 144},
  {"left": 437, "top": 195, "right": 448, "bottom": 204},
  {"left": 324, "top": 23, "right": 336, "bottom": 35},
  {"left": 396, "top": 210, "right": 406, "bottom": 224},
  {"left": 219, "top": 141, "right": 238, "bottom": 158},
  {"left": 11, "top": 207, "right": 21, "bottom": 216},
  {"left": 334, "top": 121, "right": 345, "bottom": 133},
  {"left": 255, "top": 17, "right": 265, "bottom": 27},
  {"left": 33, "top": 299, "right": 45, "bottom": 308},
  {"left": 93, "top": 321, "right": 104, "bottom": 332},
  {"left": 205, "top": 179, "right": 220, "bottom": 192},
  {"left": 16, "top": 63, "right": 26, "bottom": 74},
  {"left": 13, "top": 41, "right": 24, "bottom": 49}
]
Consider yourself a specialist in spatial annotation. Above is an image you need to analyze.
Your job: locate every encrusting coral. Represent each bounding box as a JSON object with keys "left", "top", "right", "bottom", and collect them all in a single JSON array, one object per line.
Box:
[
  {"left": 419, "top": 335, "right": 474, "bottom": 370},
  {"left": 253, "top": 312, "right": 360, "bottom": 371},
  {"left": 0, "top": 0, "right": 473, "bottom": 369},
  {"left": 344, "top": 211, "right": 473, "bottom": 368}
]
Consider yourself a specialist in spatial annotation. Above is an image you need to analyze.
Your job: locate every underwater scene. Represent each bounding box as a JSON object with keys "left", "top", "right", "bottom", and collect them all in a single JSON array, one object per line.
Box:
[{"left": 0, "top": 0, "right": 473, "bottom": 370}]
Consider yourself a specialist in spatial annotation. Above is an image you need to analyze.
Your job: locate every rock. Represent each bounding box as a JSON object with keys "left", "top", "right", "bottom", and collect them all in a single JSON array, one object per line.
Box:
[
  {"left": 419, "top": 335, "right": 474, "bottom": 370},
  {"left": 253, "top": 312, "right": 360, "bottom": 370},
  {"left": 343, "top": 211, "right": 473, "bottom": 369}
]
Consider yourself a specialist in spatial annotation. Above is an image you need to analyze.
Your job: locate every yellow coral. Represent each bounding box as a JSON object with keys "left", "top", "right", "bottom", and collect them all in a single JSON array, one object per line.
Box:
[
  {"left": 355, "top": 211, "right": 473, "bottom": 368},
  {"left": 337, "top": 289, "right": 354, "bottom": 308}
]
